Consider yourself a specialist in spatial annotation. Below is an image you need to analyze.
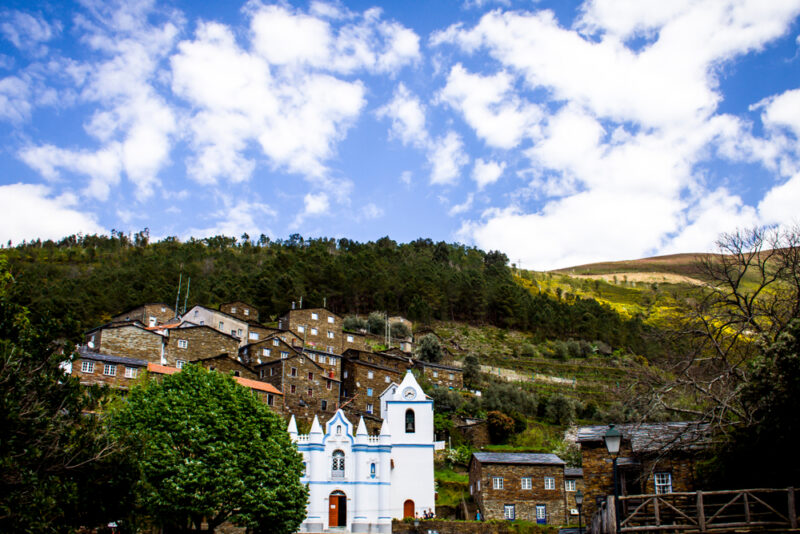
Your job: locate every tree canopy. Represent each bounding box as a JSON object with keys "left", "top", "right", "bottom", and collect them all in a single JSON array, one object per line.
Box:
[{"left": 111, "top": 364, "right": 307, "bottom": 533}]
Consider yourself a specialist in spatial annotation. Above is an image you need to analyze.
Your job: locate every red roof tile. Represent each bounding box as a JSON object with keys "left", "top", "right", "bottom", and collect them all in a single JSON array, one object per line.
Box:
[{"left": 234, "top": 376, "right": 283, "bottom": 396}]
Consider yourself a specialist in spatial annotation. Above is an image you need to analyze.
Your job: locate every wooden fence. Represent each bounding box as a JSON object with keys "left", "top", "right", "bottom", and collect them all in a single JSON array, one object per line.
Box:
[{"left": 591, "top": 487, "right": 798, "bottom": 533}]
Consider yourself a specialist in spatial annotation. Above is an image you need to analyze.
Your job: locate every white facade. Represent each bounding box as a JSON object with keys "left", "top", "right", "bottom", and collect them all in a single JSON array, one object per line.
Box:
[{"left": 291, "top": 371, "right": 435, "bottom": 533}]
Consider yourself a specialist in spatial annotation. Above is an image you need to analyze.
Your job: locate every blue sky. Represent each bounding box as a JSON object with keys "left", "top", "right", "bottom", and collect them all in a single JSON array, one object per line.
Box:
[{"left": 1, "top": 0, "right": 800, "bottom": 269}]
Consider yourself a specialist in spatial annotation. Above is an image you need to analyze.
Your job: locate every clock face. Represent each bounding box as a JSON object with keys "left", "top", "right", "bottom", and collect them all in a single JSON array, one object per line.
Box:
[{"left": 402, "top": 387, "right": 417, "bottom": 400}]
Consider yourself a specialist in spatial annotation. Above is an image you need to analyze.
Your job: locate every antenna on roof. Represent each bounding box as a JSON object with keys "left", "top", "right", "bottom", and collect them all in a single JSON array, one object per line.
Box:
[
  {"left": 183, "top": 277, "right": 190, "bottom": 315},
  {"left": 299, "top": 296, "right": 303, "bottom": 308},
  {"left": 175, "top": 273, "right": 182, "bottom": 315}
]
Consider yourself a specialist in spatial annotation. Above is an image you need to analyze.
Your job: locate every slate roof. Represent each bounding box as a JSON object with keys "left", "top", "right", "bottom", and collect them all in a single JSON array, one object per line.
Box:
[
  {"left": 565, "top": 467, "right": 584, "bottom": 478},
  {"left": 472, "top": 452, "right": 565, "bottom": 466},
  {"left": 577, "top": 422, "right": 711, "bottom": 452},
  {"left": 77, "top": 348, "right": 148, "bottom": 366}
]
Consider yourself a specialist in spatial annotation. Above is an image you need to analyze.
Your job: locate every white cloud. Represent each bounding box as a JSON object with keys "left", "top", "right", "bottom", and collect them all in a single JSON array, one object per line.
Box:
[
  {"left": 376, "top": 82, "right": 428, "bottom": 148},
  {"left": 186, "top": 199, "right": 275, "bottom": 239},
  {"left": 400, "top": 170, "right": 412, "bottom": 185},
  {"left": 758, "top": 172, "right": 800, "bottom": 227},
  {"left": 18, "top": 0, "right": 179, "bottom": 200},
  {"left": 429, "top": 131, "right": 469, "bottom": 185},
  {"left": 0, "top": 76, "right": 31, "bottom": 122},
  {"left": 438, "top": 1, "right": 800, "bottom": 268},
  {"left": 1, "top": 10, "right": 60, "bottom": 56},
  {"left": 439, "top": 64, "right": 540, "bottom": 149},
  {"left": 472, "top": 158, "right": 506, "bottom": 190},
  {"left": 448, "top": 193, "right": 474, "bottom": 216},
  {"left": 0, "top": 183, "right": 105, "bottom": 243},
  {"left": 361, "top": 202, "right": 384, "bottom": 220}
]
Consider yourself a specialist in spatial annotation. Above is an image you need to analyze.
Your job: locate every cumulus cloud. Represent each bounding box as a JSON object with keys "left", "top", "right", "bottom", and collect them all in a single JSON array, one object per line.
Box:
[
  {"left": 186, "top": 198, "right": 275, "bottom": 239},
  {"left": 429, "top": 131, "right": 469, "bottom": 186},
  {"left": 0, "top": 183, "right": 105, "bottom": 243},
  {"left": 448, "top": 193, "right": 474, "bottom": 216},
  {"left": 436, "top": 0, "right": 800, "bottom": 268},
  {"left": 376, "top": 83, "right": 428, "bottom": 148},
  {"left": 472, "top": 158, "right": 506, "bottom": 190},
  {"left": 18, "top": 0, "right": 179, "bottom": 200}
]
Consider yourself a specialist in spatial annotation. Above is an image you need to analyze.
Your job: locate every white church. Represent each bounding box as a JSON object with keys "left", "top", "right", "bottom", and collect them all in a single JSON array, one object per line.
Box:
[{"left": 288, "top": 370, "right": 437, "bottom": 533}]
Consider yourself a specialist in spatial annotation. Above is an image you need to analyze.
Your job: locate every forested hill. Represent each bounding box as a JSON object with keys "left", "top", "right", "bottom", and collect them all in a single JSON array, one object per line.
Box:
[{"left": 1, "top": 233, "right": 657, "bottom": 355}]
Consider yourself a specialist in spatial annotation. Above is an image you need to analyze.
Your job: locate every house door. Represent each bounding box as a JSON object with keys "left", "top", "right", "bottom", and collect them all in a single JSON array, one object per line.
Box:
[
  {"left": 403, "top": 499, "right": 414, "bottom": 519},
  {"left": 329, "top": 491, "right": 346, "bottom": 527}
]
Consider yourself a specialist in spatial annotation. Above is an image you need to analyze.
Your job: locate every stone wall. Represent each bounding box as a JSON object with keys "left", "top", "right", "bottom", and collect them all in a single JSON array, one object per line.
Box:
[
  {"left": 165, "top": 326, "right": 240, "bottom": 366},
  {"left": 72, "top": 357, "right": 145, "bottom": 388},
  {"left": 193, "top": 354, "right": 258, "bottom": 380},
  {"left": 95, "top": 324, "right": 164, "bottom": 362},
  {"left": 279, "top": 308, "right": 344, "bottom": 353},
  {"left": 219, "top": 301, "right": 258, "bottom": 322},
  {"left": 417, "top": 363, "right": 463, "bottom": 389},
  {"left": 111, "top": 303, "right": 175, "bottom": 325},
  {"left": 391, "top": 519, "right": 557, "bottom": 534},
  {"left": 471, "top": 462, "right": 568, "bottom": 525},
  {"left": 263, "top": 355, "right": 340, "bottom": 424},
  {"left": 456, "top": 419, "right": 490, "bottom": 447},
  {"left": 341, "top": 359, "right": 404, "bottom": 417}
]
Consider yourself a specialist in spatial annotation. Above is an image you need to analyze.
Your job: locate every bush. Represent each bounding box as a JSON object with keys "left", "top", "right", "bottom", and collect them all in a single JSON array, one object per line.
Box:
[
  {"left": 367, "top": 311, "right": 386, "bottom": 334},
  {"left": 430, "top": 388, "right": 464, "bottom": 413},
  {"left": 390, "top": 321, "right": 411, "bottom": 339},
  {"left": 520, "top": 343, "right": 537, "bottom": 358},
  {"left": 482, "top": 381, "right": 538, "bottom": 416},
  {"left": 416, "top": 334, "right": 443, "bottom": 363},
  {"left": 463, "top": 354, "right": 481, "bottom": 387},
  {"left": 343, "top": 316, "right": 367, "bottom": 331},
  {"left": 487, "top": 411, "right": 515, "bottom": 444},
  {"left": 544, "top": 394, "right": 576, "bottom": 425}
]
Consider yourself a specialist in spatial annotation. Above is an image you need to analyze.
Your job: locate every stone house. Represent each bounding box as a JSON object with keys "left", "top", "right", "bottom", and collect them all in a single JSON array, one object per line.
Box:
[
  {"left": 240, "top": 336, "right": 300, "bottom": 367},
  {"left": 256, "top": 352, "right": 341, "bottom": 423},
  {"left": 564, "top": 468, "right": 585, "bottom": 525},
  {"left": 191, "top": 353, "right": 259, "bottom": 380},
  {"left": 163, "top": 324, "right": 240, "bottom": 368},
  {"left": 413, "top": 360, "right": 463, "bottom": 389},
  {"left": 84, "top": 322, "right": 165, "bottom": 363},
  {"left": 146, "top": 363, "right": 283, "bottom": 410},
  {"left": 577, "top": 423, "right": 710, "bottom": 520},
  {"left": 469, "top": 452, "right": 568, "bottom": 524},
  {"left": 302, "top": 347, "right": 344, "bottom": 381},
  {"left": 278, "top": 307, "right": 345, "bottom": 354},
  {"left": 111, "top": 303, "right": 175, "bottom": 327},
  {"left": 219, "top": 301, "right": 259, "bottom": 322},
  {"left": 342, "top": 330, "right": 368, "bottom": 352},
  {"left": 70, "top": 347, "right": 148, "bottom": 390},
  {"left": 183, "top": 305, "right": 251, "bottom": 347},
  {"left": 341, "top": 349, "right": 412, "bottom": 418}
]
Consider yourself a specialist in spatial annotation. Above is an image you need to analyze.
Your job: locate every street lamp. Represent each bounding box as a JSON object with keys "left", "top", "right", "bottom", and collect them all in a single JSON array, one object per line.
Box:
[
  {"left": 604, "top": 424, "right": 622, "bottom": 534},
  {"left": 575, "top": 489, "right": 584, "bottom": 534}
]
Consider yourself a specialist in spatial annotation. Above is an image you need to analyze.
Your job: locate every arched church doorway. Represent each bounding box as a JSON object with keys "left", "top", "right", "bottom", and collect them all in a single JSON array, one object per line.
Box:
[
  {"left": 329, "top": 490, "right": 347, "bottom": 527},
  {"left": 403, "top": 499, "right": 415, "bottom": 519}
]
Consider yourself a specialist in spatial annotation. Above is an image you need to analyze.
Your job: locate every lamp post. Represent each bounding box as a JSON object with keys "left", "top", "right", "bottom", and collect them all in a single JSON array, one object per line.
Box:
[
  {"left": 604, "top": 424, "right": 622, "bottom": 534},
  {"left": 575, "top": 489, "right": 584, "bottom": 534}
]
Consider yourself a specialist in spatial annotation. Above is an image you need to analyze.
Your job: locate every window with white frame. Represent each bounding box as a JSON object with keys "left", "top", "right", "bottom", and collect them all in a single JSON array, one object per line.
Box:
[
  {"left": 263, "top": 348, "right": 271, "bottom": 357},
  {"left": 231, "top": 307, "right": 237, "bottom": 313},
  {"left": 536, "top": 505, "right": 546, "bottom": 521},
  {"left": 81, "top": 360, "right": 94, "bottom": 373},
  {"left": 178, "top": 339, "right": 188, "bottom": 349},
  {"left": 273, "top": 339, "right": 280, "bottom": 346},
  {"left": 655, "top": 472, "right": 672, "bottom": 494},
  {"left": 449, "top": 373, "right": 454, "bottom": 380},
  {"left": 243, "top": 309, "right": 249, "bottom": 316},
  {"left": 385, "top": 376, "right": 391, "bottom": 383},
  {"left": 249, "top": 332, "right": 259, "bottom": 340},
  {"left": 237, "top": 329, "right": 243, "bottom": 337},
  {"left": 521, "top": 477, "right": 532, "bottom": 490},
  {"left": 347, "top": 335, "right": 354, "bottom": 342},
  {"left": 311, "top": 327, "right": 318, "bottom": 335},
  {"left": 565, "top": 479, "right": 577, "bottom": 492},
  {"left": 103, "top": 364, "right": 117, "bottom": 376},
  {"left": 493, "top": 477, "right": 504, "bottom": 490},
  {"left": 367, "top": 388, "right": 373, "bottom": 396},
  {"left": 343, "top": 370, "right": 348, "bottom": 378},
  {"left": 504, "top": 504, "right": 515, "bottom": 520},
  {"left": 327, "top": 331, "right": 334, "bottom": 339},
  {"left": 311, "top": 312, "right": 319, "bottom": 320},
  {"left": 219, "top": 321, "right": 224, "bottom": 330},
  {"left": 367, "top": 370, "right": 374, "bottom": 379},
  {"left": 331, "top": 450, "right": 344, "bottom": 477},
  {"left": 544, "top": 477, "right": 555, "bottom": 490},
  {"left": 281, "top": 351, "right": 289, "bottom": 359},
  {"left": 477, "top": 480, "right": 480, "bottom": 491},
  {"left": 177, "top": 360, "right": 185, "bottom": 369},
  {"left": 149, "top": 316, "right": 157, "bottom": 327},
  {"left": 327, "top": 346, "right": 334, "bottom": 353},
  {"left": 319, "top": 355, "right": 326, "bottom": 364},
  {"left": 366, "top": 403, "right": 373, "bottom": 414},
  {"left": 298, "top": 325, "right": 305, "bottom": 333},
  {"left": 328, "top": 316, "right": 334, "bottom": 323},
  {"left": 124, "top": 367, "right": 138, "bottom": 378},
  {"left": 433, "top": 371, "right": 438, "bottom": 378}
]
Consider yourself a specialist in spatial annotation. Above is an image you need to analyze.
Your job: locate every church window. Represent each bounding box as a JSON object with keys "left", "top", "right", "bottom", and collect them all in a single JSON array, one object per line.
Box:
[
  {"left": 370, "top": 463, "right": 376, "bottom": 478},
  {"left": 332, "top": 450, "right": 345, "bottom": 477},
  {"left": 405, "top": 409, "right": 415, "bottom": 433}
]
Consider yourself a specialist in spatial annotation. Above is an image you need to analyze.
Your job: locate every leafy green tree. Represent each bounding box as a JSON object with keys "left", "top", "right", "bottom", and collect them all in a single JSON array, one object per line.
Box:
[
  {"left": 367, "top": 311, "right": 386, "bottom": 334},
  {"left": 343, "top": 315, "right": 367, "bottom": 331},
  {"left": 111, "top": 365, "right": 307, "bottom": 533},
  {"left": 416, "top": 334, "right": 443, "bottom": 363},
  {"left": 545, "top": 394, "right": 576, "bottom": 425},
  {"left": 487, "top": 410, "right": 515, "bottom": 444},
  {"left": 389, "top": 321, "right": 410, "bottom": 339},
  {"left": 462, "top": 354, "right": 481, "bottom": 387},
  {"left": 0, "top": 258, "right": 134, "bottom": 533}
]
